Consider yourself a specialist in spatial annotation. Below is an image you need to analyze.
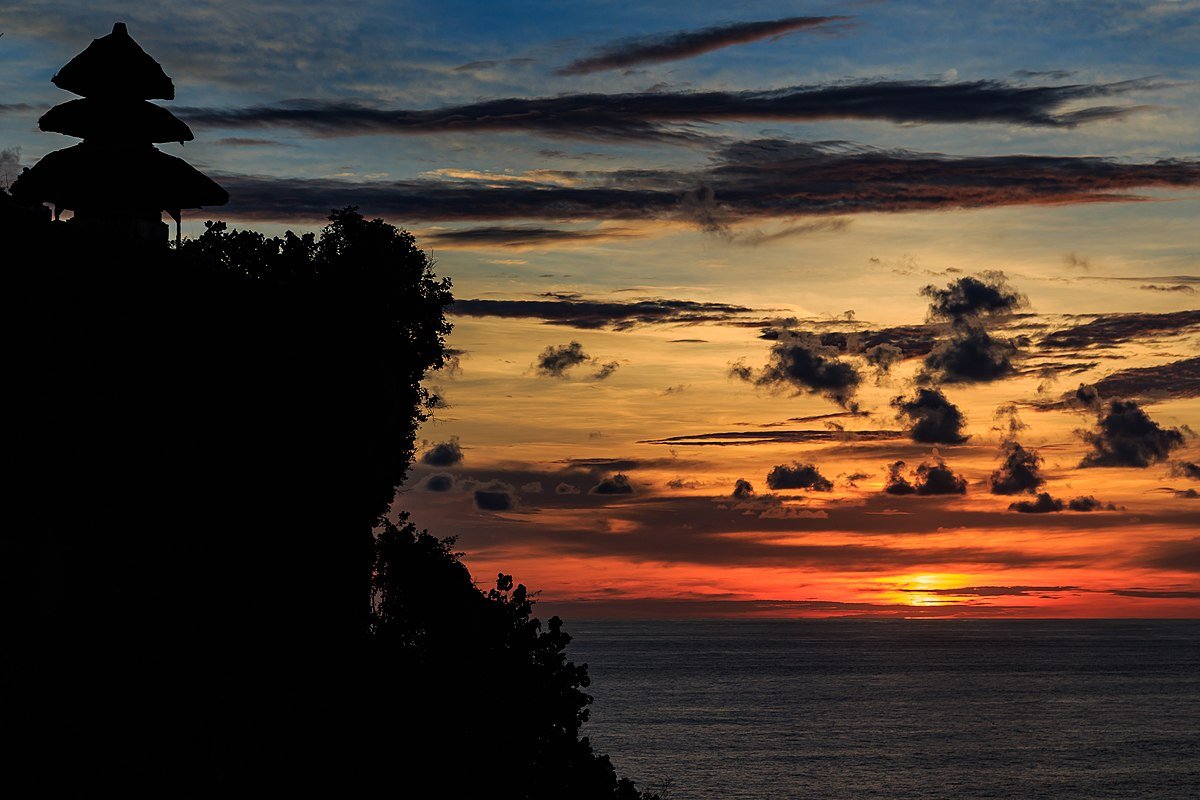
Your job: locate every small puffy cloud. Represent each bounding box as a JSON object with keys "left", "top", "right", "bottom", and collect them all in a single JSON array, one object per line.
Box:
[
  {"left": 1065, "top": 383, "right": 1102, "bottom": 411},
  {"left": 421, "top": 437, "right": 464, "bottom": 466},
  {"left": 536, "top": 341, "right": 591, "bottom": 377},
  {"left": 1170, "top": 461, "right": 1200, "bottom": 480},
  {"left": 534, "top": 341, "right": 619, "bottom": 380},
  {"left": 475, "top": 481, "right": 518, "bottom": 511},
  {"left": 423, "top": 473, "right": 455, "bottom": 492},
  {"left": 864, "top": 343, "right": 903, "bottom": 374},
  {"left": 521, "top": 482, "right": 543, "bottom": 493},
  {"left": 1009, "top": 492, "right": 1064, "bottom": 513},
  {"left": 732, "top": 479, "right": 755, "bottom": 499},
  {"left": 893, "top": 387, "right": 969, "bottom": 444},
  {"left": 748, "top": 332, "right": 863, "bottom": 408},
  {"left": 988, "top": 442, "right": 1045, "bottom": 495},
  {"left": 992, "top": 402, "right": 1029, "bottom": 441},
  {"left": 592, "top": 360, "right": 620, "bottom": 380},
  {"left": 1078, "top": 399, "right": 1186, "bottom": 468},
  {"left": 921, "top": 320, "right": 1017, "bottom": 384},
  {"left": 1067, "top": 495, "right": 1117, "bottom": 511},
  {"left": 915, "top": 459, "right": 967, "bottom": 495},
  {"left": 591, "top": 474, "right": 634, "bottom": 495},
  {"left": 766, "top": 463, "right": 833, "bottom": 492},
  {"left": 921, "top": 271, "right": 1027, "bottom": 321},
  {"left": 883, "top": 460, "right": 917, "bottom": 495},
  {"left": 555, "top": 482, "right": 581, "bottom": 495}
]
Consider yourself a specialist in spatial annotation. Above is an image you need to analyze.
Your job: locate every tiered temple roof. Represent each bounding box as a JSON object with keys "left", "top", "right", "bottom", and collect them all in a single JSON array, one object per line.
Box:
[{"left": 11, "top": 22, "right": 228, "bottom": 242}]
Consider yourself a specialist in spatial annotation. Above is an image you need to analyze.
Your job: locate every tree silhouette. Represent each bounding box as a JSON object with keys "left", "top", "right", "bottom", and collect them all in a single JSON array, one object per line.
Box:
[
  {"left": 371, "top": 515, "right": 658, "bottom": 799},
  {"left": 8, "top": 206, "right": 654, "bottom": 797}
]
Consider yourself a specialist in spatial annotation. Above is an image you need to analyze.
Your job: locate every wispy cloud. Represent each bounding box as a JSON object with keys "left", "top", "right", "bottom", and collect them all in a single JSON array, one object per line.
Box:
[
  {"left": 557, "top": 16, "right": 852, "bottom": 75},
  {"left": 449, "top": 295, "right": 763, "bottom": 330},
  {"left": 425, "top": 225, "right": 635, "bottom": 249}
]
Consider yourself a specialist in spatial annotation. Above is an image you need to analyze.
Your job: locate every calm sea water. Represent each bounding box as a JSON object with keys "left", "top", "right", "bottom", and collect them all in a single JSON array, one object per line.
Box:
[{"left": 566, "top": 620, "right": 1200, "bottom": 800}]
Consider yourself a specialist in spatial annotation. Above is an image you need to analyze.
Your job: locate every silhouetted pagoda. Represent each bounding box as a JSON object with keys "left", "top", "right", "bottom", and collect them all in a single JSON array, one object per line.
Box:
[{"left": 11, "top": 22, "right": 227, "bottom": 244}]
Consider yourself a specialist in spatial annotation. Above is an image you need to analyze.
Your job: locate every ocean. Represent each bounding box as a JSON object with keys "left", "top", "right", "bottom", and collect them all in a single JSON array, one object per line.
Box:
[{"left": 566, "top": 620, "right": 1200, "bottom": 799}]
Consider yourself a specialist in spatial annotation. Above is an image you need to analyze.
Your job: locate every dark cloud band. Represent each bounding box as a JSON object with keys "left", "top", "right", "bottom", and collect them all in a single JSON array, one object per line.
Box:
[
  {"left": 178, "top": 79, "right": 1159, "bottom": 142},
  {"left": 212, "top": 143, "right": 1200, "bottom": 224},
  {"left": 558, "top": 16, "right": 851, "bottom": 75}
]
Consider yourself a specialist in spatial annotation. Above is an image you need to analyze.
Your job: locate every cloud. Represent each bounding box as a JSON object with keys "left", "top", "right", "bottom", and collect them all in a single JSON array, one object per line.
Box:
[
  {"left": 422, "top": 473, "right": 455, "bottom": 492},
  {"left": 592, "top": 360, "right": 620, "bottom": 380},
  {"left": 555, "top": 482, "right": 581, "bottom": 495},
  {"left": 745, "top": 332, "right": 863, "bottom": 409},
  {"left": 213, "top": 143, "right": 1200, "bottom": 224},
  {"left": 1138, "top": 537, "right": 1200, "bottom": 572},
  {"left": 591, "top": 474, "right": 635, "bottom": 495},
  {"left": 757, "top": 322, "right": 939, "bottom": 359},
  {"left": 765, "top": 463, "right": 834, "bottom": 492},
  {"left": 1171, "top": 462, "right": 1200, "bottom": 480},
  {"left": 1108, "top": 589, "right": 1200, "bottom": 599},
  {"left": 425, "top": 225, "right": 635, "bottom": 249},
  {"left": 883, "top": 460, "right": 917, "bottom": 495},
  {"left": 1078, "top": 399, "right": 1186, "bottom": 467},
  {"left": 450, "top": 296, "right": 761, "bottom": 330},
  {"left": 533, "top": 341, "right": 621, "bottom": 380},
  {"left": 640, "top": 429, "right": 903, "bottom": 446},
  {"left": 1009, "top": 492, "right": 1064, "bottom": 513},
  {"left": 915, "top": 458, "right": 968, "bottom": 495},
  {"left": 898, "top": 585, "right": 1079, "bottom": 597},
  {"left": 443, "top": 493, "right": 1103, "bottom": 570},
  {"left": 921, "top": 271, "right": 1027, "bottom": 321},
  {"left": 913, "top": 273, "right": 1025, "bottom": 386},
  {"left": 732, "top": 479, "right": 755, "bottom": 499},
  {"left": 1066, "top": 495, "right": 1117, "bottom": 511},
  {"left": 724, "top": 218, "right": 852, "bottom": 246},
  {"left": 1039, "top": 310, "right": 1200, "bottom": 351},
  {"left": 920, "top": 320, "right": 1018, "bottom": 384},
  {"left": 180, "top": 79, "right": 1162, "bottom": 142},
  {"left": 537, "top": 597, "right": 1040, "bottom": 620},
  {"left": 452, "top": 57, "right": 537, "bottom": 72},
  {"left": 893, "top": 388, "right": 969, "bottom": 444},
  {"left": 1087, "top": 357, "right": 1200, "bottom": 403},
  {"left": 1062, "top": 383, "right": 1103, "bottom": 412},
  {"left": 214, "top": 137, "right": 293, "bottom": 147},
  {"left": 535, "top": 341, "right": 591, "bottom": 377},
  {"left": 421, "top": 438, "right": 463, "bottom": 467},
  {"left": 989, "top": 442, "right": 1046, "bottom": 495},
  {"left": 557, "top": 16, "right": 851, "bottom": 75},
  {"left": 1140, "top": 283, "right": 1196, "bottom": 294},
  {"left": 864, "top": 343, "right": 904, "bottom": 374},
  {"left": 475, "top": 482, "right": 518, "bottom": 512},
  {"left": 992, "top": 403, "right": 1029, "bottom": 441}
]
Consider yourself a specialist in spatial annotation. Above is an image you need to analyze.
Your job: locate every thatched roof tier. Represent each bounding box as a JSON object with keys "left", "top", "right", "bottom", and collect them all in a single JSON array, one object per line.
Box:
[
  {"left": 40, "top": 98, "right": 194, "bottom": 143},
  {"left": 11, "top": 142, "right": 229, "bottom": 212},
  {"left": 52, "top": 23, "right": 175, "bottom": 100}
]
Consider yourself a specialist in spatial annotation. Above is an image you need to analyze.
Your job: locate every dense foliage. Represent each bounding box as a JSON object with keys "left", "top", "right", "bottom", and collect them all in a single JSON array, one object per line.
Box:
[{"left": 372, "top": 515, "right": 656, "bottom": 799}]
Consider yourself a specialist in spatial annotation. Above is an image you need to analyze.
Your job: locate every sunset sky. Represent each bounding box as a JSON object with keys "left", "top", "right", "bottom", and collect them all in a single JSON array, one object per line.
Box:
[{"left": 4, "top": 1, "right": 1198, "bottom": 617}]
